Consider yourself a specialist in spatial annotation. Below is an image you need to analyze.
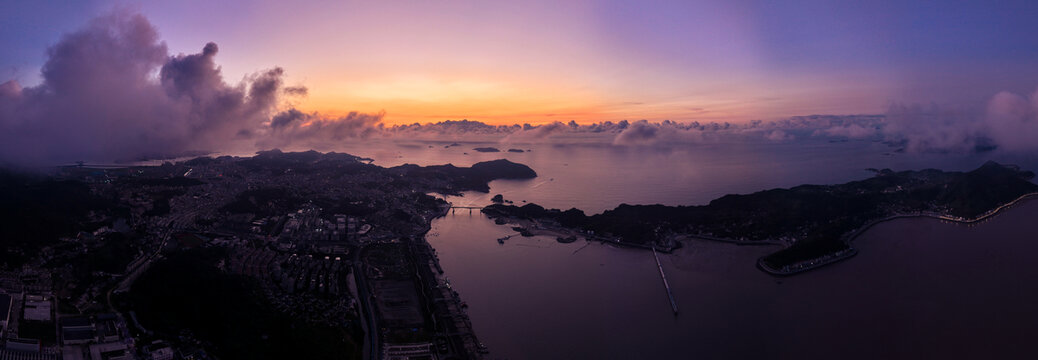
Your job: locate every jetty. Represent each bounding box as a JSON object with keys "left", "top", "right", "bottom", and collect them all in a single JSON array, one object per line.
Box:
[{"left": 653, "top": 247, "right": 679, "bottom": 316}]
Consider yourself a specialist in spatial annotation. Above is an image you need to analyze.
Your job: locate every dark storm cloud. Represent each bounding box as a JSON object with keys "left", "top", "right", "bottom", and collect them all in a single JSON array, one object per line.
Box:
[
  {"left": 0, "top": 12, "right": 186, "bottom": 165},
  {"left": 270, "top": 108, "right": 306, "bottom": 129},
  {"left": 0, "top": 11, "right": 381, "bottom": 165}
]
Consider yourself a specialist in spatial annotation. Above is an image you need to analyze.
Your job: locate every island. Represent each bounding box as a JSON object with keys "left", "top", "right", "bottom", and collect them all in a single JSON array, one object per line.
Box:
[
  {"left": 481, "top": 161, "right": 1038, "bottom": 275},
  {"left": 472, "top": 147, "right": 500, "bottom": 152}
]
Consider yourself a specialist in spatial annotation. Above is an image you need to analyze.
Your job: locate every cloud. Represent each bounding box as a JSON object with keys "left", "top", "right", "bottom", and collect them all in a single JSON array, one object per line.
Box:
[
  {"left": 612, "top": 120, "right": 705, "bottom": 145},
  {"left": 259, "top": 109, "right": 384, "bottom": 149},
  {"left": 283, "top": 86, "right": 308, "bottom": 96},
  {"left": 499, "top": 121, "right": 571, "bottom": 143},
  {"left": 269, "top": 108, "right": 306, "bottom": 129},
  {"left": 0, "top": 12, "right": 259, "bottom": 164},
  {"left": 14, "top": 11, "right": 1038, "bottom": 162},
  {"left": 813, "top": 123, "right": 876, "bottom": 139},
  {"left": 613, "top": 120, "right": 661, "bottom": 145},
  {"left": 983, "top": 90, "right": 1038, "bottom": 152},
  {"left": 881, "top": 103, "right": 985, "bottom": 153},
  {"left": 765, "top": 130, "right": 793, "bottom": 141},
  {"left": 381, "top": 119, "right": 516, "bottom": 142},
  {"left": 0, "top": 11, "right": 381, "bottom": 165},
  {"left": 380, "top": 117, "right": 829, "bottom": 146},
  {"left": 879, "top": 87, "right": 1038, "bottom": 154}
]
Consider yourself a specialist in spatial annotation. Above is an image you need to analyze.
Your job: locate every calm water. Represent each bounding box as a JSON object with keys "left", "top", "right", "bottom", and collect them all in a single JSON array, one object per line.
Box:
[
  {"left": 428, "top": 199, "right": 1038, "bottom": 359},
  {"left": 338, "top": 139, "right": 1038, "bottom": 359},
  {"left": 331, "top": 138, "right": 1038, "bottom": 213}
]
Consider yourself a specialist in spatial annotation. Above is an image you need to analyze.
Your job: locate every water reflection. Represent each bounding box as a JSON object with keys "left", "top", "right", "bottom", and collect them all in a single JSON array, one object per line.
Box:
[{"left": 429, "top": 199, "right": 1038, "bottom": 359}]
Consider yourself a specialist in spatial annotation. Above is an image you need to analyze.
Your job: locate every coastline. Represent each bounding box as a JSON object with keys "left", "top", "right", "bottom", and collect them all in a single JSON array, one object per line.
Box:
[
  {"left": 419, "top": 203, "right": 486, "bottom": 358},
  {"left": 482, "top": 213, "right": 684, "bottom": 253},
  {"left": 757, "top": 191, "right": 1038, "bottom": 276},
  {"left": 477, "top": 191, "right": 1038, "bottom": 277},
  {"left": 477, "top": 190, "right": 1038, "bottom": 277}
]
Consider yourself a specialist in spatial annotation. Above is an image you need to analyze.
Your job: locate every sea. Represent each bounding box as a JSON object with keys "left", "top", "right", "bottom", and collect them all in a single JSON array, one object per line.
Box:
[{"left": 328, "top": 137, "right": 1038, "bottom": 359}]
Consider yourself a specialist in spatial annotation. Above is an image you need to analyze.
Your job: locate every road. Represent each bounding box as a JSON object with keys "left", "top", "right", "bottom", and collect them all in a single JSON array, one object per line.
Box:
[
  {"left": 105, "top": 226, "right": 169, "bottom": 311},
  {"left": 353, "top": 246, "right": 380, "bottom": 360}
]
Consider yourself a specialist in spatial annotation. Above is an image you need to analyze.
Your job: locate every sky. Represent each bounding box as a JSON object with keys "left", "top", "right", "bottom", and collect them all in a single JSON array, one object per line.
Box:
[
  {"left": 5, "top": 1, "right": 1038, "bottom": 165},
  {"left": 4, "top": 0, "right": 1038, "bottom": 126}
]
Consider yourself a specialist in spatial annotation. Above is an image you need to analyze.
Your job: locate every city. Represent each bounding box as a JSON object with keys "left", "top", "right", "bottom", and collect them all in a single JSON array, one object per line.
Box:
[{"left": 0, "top": 150, "right": 536, "bottom": 359}]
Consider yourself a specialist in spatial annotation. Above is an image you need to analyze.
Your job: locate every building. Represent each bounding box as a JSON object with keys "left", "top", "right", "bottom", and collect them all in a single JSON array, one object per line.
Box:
[
  {"left": 0, "top": 339, "right": 57, "bottom": 360},
  {"left": 147, "top": 347, "right": 173, "bottom": 360},
  {"left": 95, "top": 314, "right": 119, "bottom": 343},
  {"left": 4, "top": 339, "right": 39, "bottom": 353},
  {"left": 60, "top": 317, "right": 94, "bottom": 345},
  {"left": 383, "top": 342, "right": 436, "bottom": 360},
  {"left": 0, "top": 293, "right": 11, "bottom": 338},
  {"left": 21, "top": 296, "right": 51, "bottom": 322},
  {"left": 87, "top": 342, "right": 131, "bottom": 360},
  {"left": 61, "top": 346, "right": 86, "bottom": 360}
]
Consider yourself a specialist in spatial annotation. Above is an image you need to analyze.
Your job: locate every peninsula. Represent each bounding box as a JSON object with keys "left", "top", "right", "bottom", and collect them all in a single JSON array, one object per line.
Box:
[{"left": 481, "top": 161, "right": 1038, "bottom": 275}]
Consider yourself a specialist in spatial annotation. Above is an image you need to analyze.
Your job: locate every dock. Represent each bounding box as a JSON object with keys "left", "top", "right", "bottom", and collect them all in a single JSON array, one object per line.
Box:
[{"left": 653, "top": 247, "right": 679, "bottom": 316}]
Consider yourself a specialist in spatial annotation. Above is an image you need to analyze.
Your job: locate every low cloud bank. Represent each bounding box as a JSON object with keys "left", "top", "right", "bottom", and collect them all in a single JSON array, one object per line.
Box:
[
  {"left": 261, "top": 109, "right": 384, "bottom": 149},
  {"left": 881, "top": 88, "right": 1038, "bottom": 153},
  {"left": 813, "top": 123, "right": 877, "bottom": 139}
]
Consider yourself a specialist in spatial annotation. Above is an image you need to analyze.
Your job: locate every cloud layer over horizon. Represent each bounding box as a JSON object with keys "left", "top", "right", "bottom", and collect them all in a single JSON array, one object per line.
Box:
[{"left": 3, "top": 12, "right": 1038, "bottom": 166}]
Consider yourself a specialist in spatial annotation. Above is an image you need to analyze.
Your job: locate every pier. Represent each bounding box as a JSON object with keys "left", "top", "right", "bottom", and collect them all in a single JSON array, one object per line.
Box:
[{"left": 653, "top": 247, "right": 679, "bottom": 316}]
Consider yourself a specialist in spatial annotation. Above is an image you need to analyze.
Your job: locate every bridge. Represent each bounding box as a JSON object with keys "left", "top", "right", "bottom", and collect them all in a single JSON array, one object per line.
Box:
[{"left": 448, "top": 205, "right": 483, "bottom": 215}]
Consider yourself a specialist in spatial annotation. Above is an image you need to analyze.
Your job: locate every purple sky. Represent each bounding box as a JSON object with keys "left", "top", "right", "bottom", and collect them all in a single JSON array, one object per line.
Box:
[
  {"left": 3, "top": 1, "right": 1038, "bottom": 164},
  {"left": 4, "top": 1, "right": 1038, "bottom": 125}
]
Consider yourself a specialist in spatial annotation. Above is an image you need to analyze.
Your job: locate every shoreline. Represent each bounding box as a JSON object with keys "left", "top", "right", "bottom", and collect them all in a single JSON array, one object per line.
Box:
[
  {"left": 422, "top": 204, "right": 486, "bottom": 359},
  {"left": 484, "top": 214, "right": 685, "bottom": 253},
  {"left": 757, "top": 191, "right": 1038, "bottom": 276},
  {"left": 356, "top": 203, "right": 485, "bottom": 360},
  {"left": 475, "top": 191, "right": 1038, "bottom": 277}
]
